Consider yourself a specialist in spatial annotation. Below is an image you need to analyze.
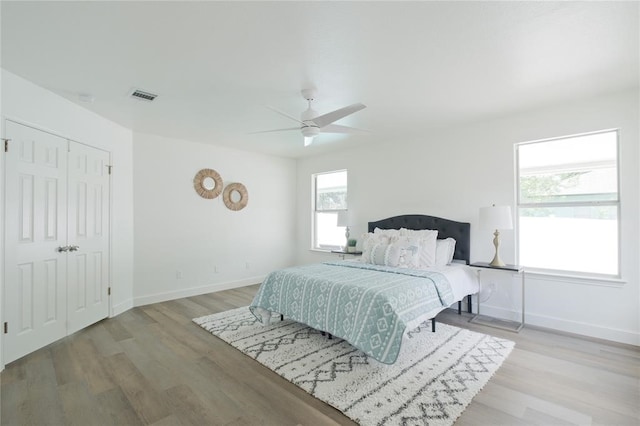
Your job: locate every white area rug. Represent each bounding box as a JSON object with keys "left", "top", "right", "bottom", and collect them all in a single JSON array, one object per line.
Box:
[{"left": 194, "top": 307, "right": 514, "bottom": 426}]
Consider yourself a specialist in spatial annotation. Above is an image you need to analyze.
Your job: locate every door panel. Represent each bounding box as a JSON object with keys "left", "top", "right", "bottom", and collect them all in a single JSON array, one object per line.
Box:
[
  {"left": 4, "top": 121, "right": 68, "bottom": 363},
  {"left": 66, "top": 141, "right": 110, "bottom": 335}
]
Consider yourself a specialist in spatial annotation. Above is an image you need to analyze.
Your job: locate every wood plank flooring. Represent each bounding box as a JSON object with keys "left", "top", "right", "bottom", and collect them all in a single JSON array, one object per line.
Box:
[{"left": 2, "top": 285, "right": 639, "bottom": 425}]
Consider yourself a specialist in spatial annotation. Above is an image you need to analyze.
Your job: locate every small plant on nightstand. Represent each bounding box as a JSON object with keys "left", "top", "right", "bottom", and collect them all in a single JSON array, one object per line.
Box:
[{"left": 347, "top": 239, "right": 357, "bottom": 253}]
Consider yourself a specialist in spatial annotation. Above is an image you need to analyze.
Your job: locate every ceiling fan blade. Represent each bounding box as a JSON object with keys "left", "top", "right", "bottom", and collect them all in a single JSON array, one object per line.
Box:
[
  {"left": 304, "top": 136, "right": 314, "bottom": 147},
  {"left": 248, "top": 127, "right": 299, "bottom": 135},
  {"left": 266, "top": 105, "right": 304, "bottom": 124},
  {"left": 312, "top": 103, "right": 366, "bottom": 128},
  {"left": 320, "top": 124, "right": 369, "bottom": 134}
]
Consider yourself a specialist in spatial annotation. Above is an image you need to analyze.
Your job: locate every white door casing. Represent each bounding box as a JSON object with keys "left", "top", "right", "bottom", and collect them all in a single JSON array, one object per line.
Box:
[{"left": 3, "top": 121, "right": 110, "bottom": 363}]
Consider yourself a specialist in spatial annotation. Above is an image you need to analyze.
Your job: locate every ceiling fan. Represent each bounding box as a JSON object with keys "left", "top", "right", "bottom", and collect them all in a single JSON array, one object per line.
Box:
[{"left": 254, "top": 88, "right": 366, "bottom": 147}]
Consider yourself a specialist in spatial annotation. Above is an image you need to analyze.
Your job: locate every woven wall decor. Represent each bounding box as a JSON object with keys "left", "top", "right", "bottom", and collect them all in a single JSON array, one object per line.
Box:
[
  {"left": 223, "top": 182, "right": 249, "bottom": 211},
  {"left": 194, "top": 168, "right": 223, "bottom": 199}
]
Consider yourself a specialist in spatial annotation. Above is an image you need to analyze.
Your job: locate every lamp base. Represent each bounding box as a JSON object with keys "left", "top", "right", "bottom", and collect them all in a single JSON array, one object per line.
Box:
[
  {"left": 344, "top": 226, "right": 350, "bottom": 251},
  {"left": 489, "top": 229, "right": 506, "bottom": 267},
  {"left": 489, "top": 256, "right": 506, "bottom": 267}
]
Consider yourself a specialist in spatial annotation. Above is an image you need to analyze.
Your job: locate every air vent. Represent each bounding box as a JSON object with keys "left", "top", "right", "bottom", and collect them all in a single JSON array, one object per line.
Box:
[{"left": 130, "top": 89, "right": 158, "bottom": 102}]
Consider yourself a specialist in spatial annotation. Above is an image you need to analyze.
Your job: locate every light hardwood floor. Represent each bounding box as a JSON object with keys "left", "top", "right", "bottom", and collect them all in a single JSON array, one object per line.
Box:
[{"left": 1, "top": 285, "right": 639, "bottom": 425}]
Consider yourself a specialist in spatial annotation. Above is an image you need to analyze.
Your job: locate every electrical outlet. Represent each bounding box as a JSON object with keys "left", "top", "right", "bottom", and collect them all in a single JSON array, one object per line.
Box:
[
  {"left": 245, "top": 262, "right": 251, "bottom": 270},
  {"left": 176, "top": 270, "right": 183, "bottom": 279},
  {"left": 214, "top": 265, "right": 219, "bottom": 273}
]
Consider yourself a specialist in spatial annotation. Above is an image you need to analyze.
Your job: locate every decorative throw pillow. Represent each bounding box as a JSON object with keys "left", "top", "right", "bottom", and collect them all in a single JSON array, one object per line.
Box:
[
  {"left": 435, "top": 238, "right": 457, "bottom": 266},
  {"left": 369, "top": 243, "right": 395, "bottom": 266},
  {"left": 361, "top": 232, "right": 385, "bottom": 263},
  {"left": 395, "top": 243, "right": 420, "bottom": 269},
  {"left": 395, "top": 229, "right": 438, "bottom": 268},
  {"left": 369, "top": 242, "right": 420, "bottom": 268}
]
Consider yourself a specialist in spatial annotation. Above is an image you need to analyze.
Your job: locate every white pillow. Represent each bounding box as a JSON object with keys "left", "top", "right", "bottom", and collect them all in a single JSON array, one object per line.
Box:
[
  {"left": 374, "top": 227, "right": 401, "bottom": 240},
  {"left": 399, "top": 228, "right": 437, "bottom": 239},
  {"left": 395, "top": 229, "right": 438, "bottom": 268},
  {"left": 361, "top": 232, "right": 385, "bottom": 263},
  {"left": 369, "top": 242, "right": 420, "bottom": 268},
  {"left": 435, "top": 238, "right": 456, "bottom": 266}
]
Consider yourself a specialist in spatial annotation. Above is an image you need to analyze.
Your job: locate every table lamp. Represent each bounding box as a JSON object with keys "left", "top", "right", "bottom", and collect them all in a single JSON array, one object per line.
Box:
[
  {"left": 336, "top": 210, "right": 350, "bottom": 250},
  {"left": 480, "top": 204, "right": 513, "bottom": 267}
]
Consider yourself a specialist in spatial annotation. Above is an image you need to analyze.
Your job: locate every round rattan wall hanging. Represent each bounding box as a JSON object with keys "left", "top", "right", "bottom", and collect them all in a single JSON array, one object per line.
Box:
[
  {"left": 193, "top": 168, "right": 223, "bottom": 199},
  {"left": 223, "top": 183, "right": 248, "bottom": 211}
]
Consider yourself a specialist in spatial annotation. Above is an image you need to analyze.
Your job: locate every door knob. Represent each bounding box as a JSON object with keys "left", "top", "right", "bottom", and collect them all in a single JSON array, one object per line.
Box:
[
  {"left": 57, "top": 246, "right": 70, "bottom": 252},
  {"left": 68, "top": 245, "right": 80, "bottom": 252}
]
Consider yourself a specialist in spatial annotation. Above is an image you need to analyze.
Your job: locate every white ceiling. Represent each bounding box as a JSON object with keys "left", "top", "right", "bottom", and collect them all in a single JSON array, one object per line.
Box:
[{"left": 2, "top": 1, "right": 638, "bottom": 158}]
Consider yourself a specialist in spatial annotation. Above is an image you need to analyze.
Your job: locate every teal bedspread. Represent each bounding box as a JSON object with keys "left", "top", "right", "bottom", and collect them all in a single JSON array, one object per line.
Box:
[{"left": 249, "top": 261, "right": 455, "bottom": 364}]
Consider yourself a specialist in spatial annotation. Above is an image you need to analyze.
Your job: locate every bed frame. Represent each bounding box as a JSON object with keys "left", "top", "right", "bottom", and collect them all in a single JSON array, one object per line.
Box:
[{"left": 367, "top": 214, "right": 473, "bottom": 329}]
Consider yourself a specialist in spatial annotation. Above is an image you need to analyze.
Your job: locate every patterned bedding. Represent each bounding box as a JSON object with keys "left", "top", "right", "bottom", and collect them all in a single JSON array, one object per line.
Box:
[{"left": 249, "top": 261, "right": 455, "bottom": 364}]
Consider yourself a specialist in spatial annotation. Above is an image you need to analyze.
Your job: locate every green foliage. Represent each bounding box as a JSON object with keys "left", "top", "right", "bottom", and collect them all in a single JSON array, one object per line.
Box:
[
  {"left": 317, "top": 190, "right": 347, "bottom": 210},
  {"left": 348, "top": 239, "right": 357, "bottom": 247},
  {"left": 520, "top": 171, "right": 615, "bottom": 219},
  {"left": 520, "top": 172, "right": 585, "bottom": 202},
  {"left": 520, "top": 172, "right": 585, "bottom": 217}
]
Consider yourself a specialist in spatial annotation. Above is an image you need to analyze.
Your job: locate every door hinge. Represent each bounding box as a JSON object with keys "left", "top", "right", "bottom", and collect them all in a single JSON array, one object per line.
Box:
[
  {"left": 108, "top": 287, "right": 111, "bottom": 296},
  {"left": 2, "top": 138, "right": 10, "bottom": 153},
  {"left": 107, "top": 165, "right": 113, "bottom": 175},
  {"left": 3, "top": 322, "right": 7, "bottom": 334}
]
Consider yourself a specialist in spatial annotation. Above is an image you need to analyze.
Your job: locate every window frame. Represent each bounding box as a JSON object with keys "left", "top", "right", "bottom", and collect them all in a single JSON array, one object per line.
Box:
[
  {"left": 515, "top": 129, "right": 621, "bottom": 279},
  {"left": 311, "top": 169, "right": 348, "bottom": 251}
]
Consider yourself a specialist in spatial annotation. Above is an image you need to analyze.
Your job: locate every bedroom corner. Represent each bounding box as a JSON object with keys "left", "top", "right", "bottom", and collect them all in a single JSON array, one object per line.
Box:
[{"left": 131, "top": 132, "right": 297, "bottom": 306}]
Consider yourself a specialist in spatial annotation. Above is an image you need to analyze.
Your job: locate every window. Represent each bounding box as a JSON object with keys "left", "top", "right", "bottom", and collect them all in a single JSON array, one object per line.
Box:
[
  {"left": 516, "top": 130, "right": 619, "bottom": 276},
  {"left": 313, "top": 170, "right": 347, "bottom": 250}
]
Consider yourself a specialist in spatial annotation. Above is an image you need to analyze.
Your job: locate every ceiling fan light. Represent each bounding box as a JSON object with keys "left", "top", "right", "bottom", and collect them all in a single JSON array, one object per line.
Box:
[
  {"left": 301, "top": 126, "right": 319, "bottom": 137},
  {"left": 301, "top": 126, "right": 319, "bottom": 147}
]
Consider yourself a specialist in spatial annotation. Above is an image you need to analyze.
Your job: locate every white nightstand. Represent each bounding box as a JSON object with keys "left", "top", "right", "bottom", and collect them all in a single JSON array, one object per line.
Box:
[{"left": 469, "top": 262, "right": 525, "bottom": 332}]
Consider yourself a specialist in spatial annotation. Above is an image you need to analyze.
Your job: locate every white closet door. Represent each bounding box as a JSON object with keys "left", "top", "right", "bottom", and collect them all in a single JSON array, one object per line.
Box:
[
  {"left": 66, "top": 141, "right": 110, "bottom": 334},
  {"left": 3, "top": 121, "right": 68, "bottom": 363},
  {"left": 3, "top": 123, "right": 111, "bottom": 363}
]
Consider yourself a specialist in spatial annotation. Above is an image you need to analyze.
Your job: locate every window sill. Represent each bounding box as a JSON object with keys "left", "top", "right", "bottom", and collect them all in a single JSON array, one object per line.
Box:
[{"left": 524, "top": 269, "right": 626, "bottom": 288}]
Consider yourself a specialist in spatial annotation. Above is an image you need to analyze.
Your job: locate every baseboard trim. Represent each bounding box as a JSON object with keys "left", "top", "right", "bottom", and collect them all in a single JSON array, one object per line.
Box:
[
  {"left": 111, "top": 299, "right": 134, "bottom": 317},
  {"left": 132, "top": 276, "right": 265, "bottom": 308},
  {"left": 479, "top": 304, "right": 639, "bottom": 346},
  {"left": 526, "top": 312, "right": 640, "bottom": 347}
]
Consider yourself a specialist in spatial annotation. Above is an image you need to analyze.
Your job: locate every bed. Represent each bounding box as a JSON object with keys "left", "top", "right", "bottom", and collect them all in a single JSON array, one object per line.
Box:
[{"left": 249, "top": 214, "right": 478, "bottom": 364}]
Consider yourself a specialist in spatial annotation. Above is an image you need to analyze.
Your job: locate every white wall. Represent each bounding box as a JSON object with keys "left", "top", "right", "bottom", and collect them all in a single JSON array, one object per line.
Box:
[
  {"left": 0, "top": 70, "right": 136, "bottom": 325},
  {"left": 296, "top": 89, "right": 640, "bottom": 346},
  {"left": 132, "top": 132, "right": 297, "bottom": 305}
]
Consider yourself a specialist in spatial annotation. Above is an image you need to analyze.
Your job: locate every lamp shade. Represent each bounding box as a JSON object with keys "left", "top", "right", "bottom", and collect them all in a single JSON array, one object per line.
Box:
[
  {"left": 336, "top": 210, "right": 349, "bottom": 227},
  {"left": 480, "top": 205, "right": 513, "bottom": 230}
]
